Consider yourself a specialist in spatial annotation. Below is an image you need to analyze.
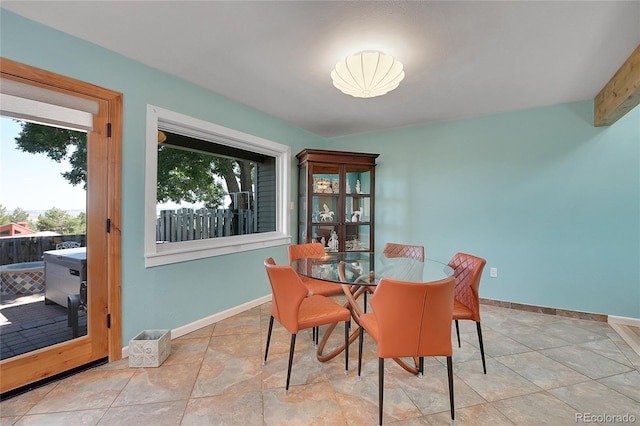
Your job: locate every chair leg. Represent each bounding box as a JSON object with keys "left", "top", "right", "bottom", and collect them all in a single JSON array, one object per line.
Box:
[
  {"left": 418, "top": 357, "right": 424, "bottom": 377},
  {"left": 358, "top": 326, "right": 364, "bottom": 378},
  {"left": 263, "top": 316, "right": 274, "bottom": 365},
  {"left": 286, "top": 333, "right": 297, "bottom": 394},
  {"left": 315, "top": 326, "right": 319, "bottom": 347},
  {"left": 67, "top": 294, "right": 80, "bottom": 338},
  {"left": 455, "top": 320, "right": 461, "bottom": 347},
  {"left": 447, "top": 356, "right": 455, "bottom": 423},
  {"left": 476, "top": 321, "right": 486, "bottom": 374},
  {"left": 378, "top": 357, "right": 384, "bottom": 426},
  {"left": 344, "top": 320, "right": 350, "bottom": 375}
]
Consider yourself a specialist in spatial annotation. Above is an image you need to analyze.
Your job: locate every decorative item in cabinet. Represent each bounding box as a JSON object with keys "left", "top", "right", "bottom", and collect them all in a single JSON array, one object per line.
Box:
[{"left": 297, "top": 149, "right": 378, "bottom": 253}]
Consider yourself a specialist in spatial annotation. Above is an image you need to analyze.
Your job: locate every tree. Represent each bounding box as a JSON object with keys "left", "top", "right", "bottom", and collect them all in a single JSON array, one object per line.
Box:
[
  {"left": 0, "top": 205, "right": 30, "bottom": 227},
  {"left": 15, "top": 122, "right": 87, "bottom": 188},
  {"left": 9, "top": 207, "right": 29, "bottom": 224},
  {"left": 36, "top": 207, "right": 83, "bottom": 235},
  {"left": 0, "top": 205, "right": 9, "bottom": 226},
  {"left": 15, "top": 122, "right": 253, "bottom": 209},
  {"left": 156, "top": 146, "right": 227, "bottom": 209}
]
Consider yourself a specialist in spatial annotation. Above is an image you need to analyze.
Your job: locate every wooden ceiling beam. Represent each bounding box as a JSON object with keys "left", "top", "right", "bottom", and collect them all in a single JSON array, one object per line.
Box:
[{"left": 594, "top": 44, "right": 640, "bottom": 127}]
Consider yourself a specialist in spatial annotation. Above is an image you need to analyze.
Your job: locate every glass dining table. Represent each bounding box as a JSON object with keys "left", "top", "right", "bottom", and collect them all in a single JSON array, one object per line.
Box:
[{"left": 291, "top": 251, "right": 454, "bottom": 374}]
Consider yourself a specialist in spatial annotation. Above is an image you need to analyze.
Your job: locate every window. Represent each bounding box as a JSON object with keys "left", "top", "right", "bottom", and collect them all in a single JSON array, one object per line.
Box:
[{"left": 145, "top": 105, "right": 291, "bottom": 267}]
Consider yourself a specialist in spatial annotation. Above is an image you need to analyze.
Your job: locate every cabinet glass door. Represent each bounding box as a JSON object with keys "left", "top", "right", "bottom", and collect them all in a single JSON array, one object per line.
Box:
[
  {"left": 344, "top": 166, "right": 372, "bottom": 251},
  {"left": 310, "top": 164, "right": 340, "bottom": 250}
]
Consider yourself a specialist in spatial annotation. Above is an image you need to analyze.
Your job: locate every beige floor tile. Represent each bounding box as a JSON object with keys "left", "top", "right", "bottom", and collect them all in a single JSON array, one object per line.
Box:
[
  {"left": 597, "top": 370, "right": 640, "bottom": 403},
  {"left": 494, "top": 351, "right": 589, "bottom": 389},
  {"left": 492, "top": 325, "right": 571, "bottom": 350},
  {"left": 548, "top": 381, "right": 640, "bottom": 420},
  {"left": 205, "top": 332, "right": 263, "bottom": 361},
  {"left": 212, "top": 309, "right": 261, "bottom": 336},
  {"left": 0, "top": 383, "right": 56, "bottom": 417},
  {"left": 263, "top": 381, "right": 347, "bottom": 426},
  {"left": 110, "top": 363, "right": 199, "bottom": 407},
  {"left": 0, "top": 416, "right": 21, "bottom": 426},
  {"left": 576, "top": 337, "right": 636, "bottom": 367},
  {"left": 191, "top": 355, "right": 262, "bottom": 398},
  {"left": 162, "top": 336, "right": 210, "bottom": 366},
  {"left": 532, "top": 320, "right": 610, "bottom": 344},
  {"left": 14, "top": 409, "right": 106, "bottom": 425},
  {"left": 454, "top": 359, "right": 541, "bottom": 402},
  {"left": 462, "top": 328, "right": 531, "bottom": 357},
  {"left": 182, "top": 391, "right": 264, "bottom": 425},
  {"left": 4, "top": 304, "right": 638, "bottom": 425},
  {"left": 98, "top": 400, "right": 187, "bottom": 425},
  {"left": 27, "top": 369, "right": 134, "bottom": 414},
  {"left": 261, "top": 346, "right": 328, "bottom": 390},
  {"left": 540, "top": 344, "right": 633, "bottom": 379},
  {"left": 398, "top": 364, "right": 485, "bottom": 415},
  {"left": 425, "top": 402, "right": 513, "bottom": 425},
  {"left": 491, "top": 391, "right": 581, "bottom": 425}
]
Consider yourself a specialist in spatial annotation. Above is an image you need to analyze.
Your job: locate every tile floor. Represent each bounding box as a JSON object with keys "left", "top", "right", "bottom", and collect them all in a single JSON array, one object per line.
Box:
[{"left": 1, "top": 300, "right": 639, "bottom": 425}]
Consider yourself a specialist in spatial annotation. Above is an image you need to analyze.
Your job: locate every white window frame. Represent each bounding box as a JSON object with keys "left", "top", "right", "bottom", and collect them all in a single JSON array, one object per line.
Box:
[{"left": 144, "top": 105, "right": 291, "bottom": 267}]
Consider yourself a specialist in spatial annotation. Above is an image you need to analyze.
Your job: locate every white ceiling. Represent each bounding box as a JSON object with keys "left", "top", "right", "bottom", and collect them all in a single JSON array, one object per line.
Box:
[{"left": 3, "top": 1, "right": 639, "bottom": 138}]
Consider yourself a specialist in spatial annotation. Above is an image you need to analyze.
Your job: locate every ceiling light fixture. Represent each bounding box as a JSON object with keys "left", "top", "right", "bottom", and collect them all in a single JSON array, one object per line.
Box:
[{"left": 331, "top": 51, "right": 405, "bottom": 98}]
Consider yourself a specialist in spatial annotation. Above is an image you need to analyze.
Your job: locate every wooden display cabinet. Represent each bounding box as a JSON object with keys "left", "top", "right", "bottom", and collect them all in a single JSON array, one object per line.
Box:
[{"left": 296, "top": 149, "right": 379, "bottom": 253}]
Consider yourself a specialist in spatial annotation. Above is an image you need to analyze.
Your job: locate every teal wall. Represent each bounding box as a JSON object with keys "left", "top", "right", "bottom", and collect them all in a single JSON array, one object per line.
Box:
[
  {"left": 2, "top": 8, "right": 638, "bottom": 348},
  {"left": 1, "top": 10, "right": 324, "bottom": 342},
  {"left": 331, "top": 102, "right": 640, "bottom": 317}
]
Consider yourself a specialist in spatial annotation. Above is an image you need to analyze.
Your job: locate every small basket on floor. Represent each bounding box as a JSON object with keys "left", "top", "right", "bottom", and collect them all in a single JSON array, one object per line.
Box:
[{"left": 129, "top": 329, "right": 171, "bottom": 367}]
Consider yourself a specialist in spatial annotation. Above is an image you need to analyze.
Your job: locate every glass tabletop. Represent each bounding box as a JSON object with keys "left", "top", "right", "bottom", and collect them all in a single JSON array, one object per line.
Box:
[{"left": 291, "top": 252, "right": 454, "bottom": 286}]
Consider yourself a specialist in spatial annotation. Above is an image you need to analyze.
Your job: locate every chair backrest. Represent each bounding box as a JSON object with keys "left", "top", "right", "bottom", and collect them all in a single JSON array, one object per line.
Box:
[
  {"left": 264, "top": 258, "right": 309, "bottom": 334},
  {"left": 448, "top": 252, "right": 487, "bottom": 321},
  {"left": 370, "top": 276, "right": 455, "bottom": 359},
  {"left": 56, "top": 241, "right": 81, "bottom": 250},
  {"left": 382, "top": 243, "right": 425, "bottom": 262},
  {"left": 380, "top": 243, "right": 425, "bottom": 281},
  {"left": 288, "top": 242, "right": 325, "bottom": 263}
]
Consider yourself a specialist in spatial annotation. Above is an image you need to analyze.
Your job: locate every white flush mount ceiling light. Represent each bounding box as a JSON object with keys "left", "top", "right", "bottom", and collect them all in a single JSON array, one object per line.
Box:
[{"left": 331, "top": 51, "right": 405, "bottom": 98}]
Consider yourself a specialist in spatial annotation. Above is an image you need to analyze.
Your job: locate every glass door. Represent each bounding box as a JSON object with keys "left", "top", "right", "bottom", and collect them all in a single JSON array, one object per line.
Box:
[
  {"left": 344, "top": 166, "right": 373, "bottom": 251},
  {"left": 310, "top": 163, "right": 341, "bottom": 251},
  {"left": 0, "top": 118, "right": 89, "bottom": 358},
  {"left": 0, "top": 59, "right": 121, "bottom": 395}
]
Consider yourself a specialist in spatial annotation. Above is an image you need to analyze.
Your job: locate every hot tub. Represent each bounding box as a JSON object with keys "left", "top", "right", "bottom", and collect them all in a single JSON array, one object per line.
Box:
[
  {"left": 0, "top": 261, "right": 46, "bottom": 296},
  {"left": 43, "top": 247, "right": 86, "bottom": 307}
]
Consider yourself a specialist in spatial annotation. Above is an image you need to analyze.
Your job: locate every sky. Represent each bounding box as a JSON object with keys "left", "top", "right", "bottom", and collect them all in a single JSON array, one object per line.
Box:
[{"left": 0, "top": 116, "right": 87, "bottom": 213}]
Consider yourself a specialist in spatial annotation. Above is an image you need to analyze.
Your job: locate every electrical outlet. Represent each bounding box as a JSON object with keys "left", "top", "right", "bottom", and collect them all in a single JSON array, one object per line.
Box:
[{"left": 490, "top": 267, "right": 498, "bottom": 278}]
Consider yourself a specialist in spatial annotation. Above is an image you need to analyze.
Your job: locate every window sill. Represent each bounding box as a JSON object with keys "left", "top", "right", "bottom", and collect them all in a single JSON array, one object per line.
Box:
[{"left": 145, "top": 232, "right": 291, "bottom": 268}]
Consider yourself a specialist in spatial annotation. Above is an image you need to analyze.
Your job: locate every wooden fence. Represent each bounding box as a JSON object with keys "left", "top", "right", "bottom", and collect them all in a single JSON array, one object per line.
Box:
[
  {"left": 156, "top": 208, "right": 255, "bottom": 243},
  {"left": 0, "top": 234, "right": 85, "bottom": 265}
]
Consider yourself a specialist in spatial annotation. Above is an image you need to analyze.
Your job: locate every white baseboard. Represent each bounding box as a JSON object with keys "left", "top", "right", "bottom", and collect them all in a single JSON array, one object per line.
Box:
[
  {"left": 121, "top": 294, "right": 272, "bottom": 359},
  {"left": 608, "top": 315, "right": 640, "bottom": 327}
]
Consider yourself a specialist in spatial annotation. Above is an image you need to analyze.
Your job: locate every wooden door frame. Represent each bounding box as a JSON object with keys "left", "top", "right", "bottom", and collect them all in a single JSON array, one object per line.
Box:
[{"left": 0, "top": 58, "right": 122, "bottom": 393}]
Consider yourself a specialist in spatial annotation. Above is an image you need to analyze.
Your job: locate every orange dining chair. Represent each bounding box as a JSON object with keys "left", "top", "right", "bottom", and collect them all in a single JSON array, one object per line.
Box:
[
  {"left": 288, "top": 243, "right": 344, "bottom": 297},
  {"left": 289, "top": 243, "right": 345, "bottom": 345},
  {"left": 376, "top": 243, "right": 424, "bottom": 282},
  {"left": 381, "top": 242, "right": 425, "bottom": 261},
  {"left": 449, "top": 252, "right": 487, "bottom": 374},
  {"left": 263, "top": 258, "right": 351, "bottom": 394},
  {"left": 358, "top": 276, "right": 456, "bottom": 425},
  {"left": 379, "top": 242, "right": 426, "bottom": 282}
]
